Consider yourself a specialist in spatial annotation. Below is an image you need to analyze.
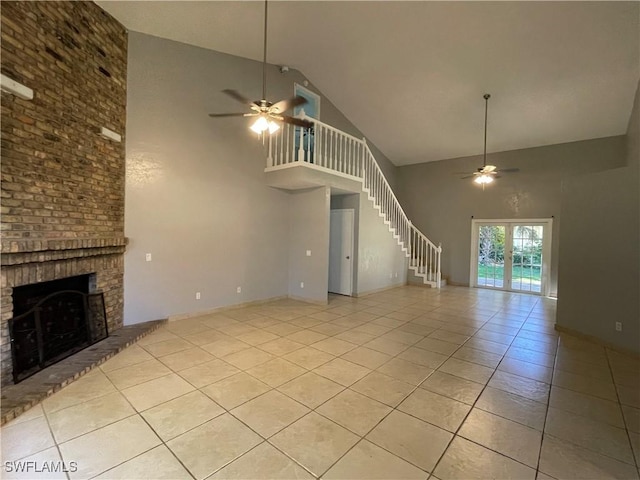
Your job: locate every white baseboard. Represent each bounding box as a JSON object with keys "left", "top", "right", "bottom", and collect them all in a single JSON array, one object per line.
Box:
[
  {"left": 288, "top": 295, "right": 329, "bottom": 306},
  {"left": 354, "top": 281, "right": 407, "bottom": 297},
  {"left": 168, "top": 295, "right": 288, "bottom": 322},
  {"left": 555, "top": 324, "right": 640, "bottom": 359}
]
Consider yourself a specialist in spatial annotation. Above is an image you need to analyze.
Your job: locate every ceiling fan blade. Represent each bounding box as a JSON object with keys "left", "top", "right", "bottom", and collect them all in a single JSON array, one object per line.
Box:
[
  {"left": 279, "top": 115, "right": 314, "bottom": 128},
  {"left": 222, "top": 89, "right": 256, "bottom": 107},
  {"left": 208, "top": 112, "right": 255, "bottom": 118},
  {"left": 483, "top": 165, "right": 497, "bottom": 172},
  {"left": 270, "top": 96, "right": 308, "bottom": 114},
  {"left": 459, "top": 175, "right": 476, "bottom": 179},
  {"left": 496, "top": 168, "right": 520, "bottom": 173}
]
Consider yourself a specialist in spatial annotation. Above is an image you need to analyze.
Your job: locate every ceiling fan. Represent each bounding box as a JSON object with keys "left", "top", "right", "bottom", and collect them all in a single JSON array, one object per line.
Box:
[
  {"left": 457, "top": 94, "right": 519, "bottom": 186},
  {"left": 209, "top": 1, "right": 313, "bottom": 134}
]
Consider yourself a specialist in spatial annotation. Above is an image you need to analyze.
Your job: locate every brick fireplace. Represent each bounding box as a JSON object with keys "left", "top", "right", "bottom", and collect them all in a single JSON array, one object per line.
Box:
[{"left": 1, "top": 2, "right": 128, "bottom": 385}]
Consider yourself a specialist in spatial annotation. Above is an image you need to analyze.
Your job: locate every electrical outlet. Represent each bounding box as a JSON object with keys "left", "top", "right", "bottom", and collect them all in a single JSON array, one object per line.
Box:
[
  {"left": 145, "top": 253, "right": 152, "bottom": 262},
  {"left": 306, "top": 250, "right": 311, "bottom": 256},
  {"left": 300, "top": 282, "right": 304, "bottom": 288},
  {"left": 615, "top": 322, "right": 622, "bottom": 332},
  {"left": 237, "top": 286, "right": 241, "bottom": 294},
  {"left": 195, "top": 292, "right": 201, "bottom": 300}
]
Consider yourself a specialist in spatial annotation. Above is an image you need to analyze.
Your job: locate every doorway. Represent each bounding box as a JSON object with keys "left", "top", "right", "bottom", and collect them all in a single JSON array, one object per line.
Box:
[
  {"left": 470, "top": 219, "right": 552, "bottom": 295},
  {"left": 329, "top": 209, "right": 355, "bottom": 296}
]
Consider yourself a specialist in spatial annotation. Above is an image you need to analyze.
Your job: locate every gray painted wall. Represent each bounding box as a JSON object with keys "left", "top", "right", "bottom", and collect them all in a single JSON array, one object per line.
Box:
[
  {"left": 288, "top": 187, "right": 331, "bottom": 303},
  {"left": 124, "top": 32, "right": 401, "bottom": 322},
  {"left": 331, "top": 192, "right": 408, "bottom": 296},
  {"left": 556, "top": 82, "right": 640, "bottom": 353},
  {"left": 125, "top": 33, "right": 290, "bottom": 323},
  {"left": 356, "top": 192, "right": 409, "bottom": 294},
  {"left": 396, "top": 136, "right": 626, "bottom": 295}
]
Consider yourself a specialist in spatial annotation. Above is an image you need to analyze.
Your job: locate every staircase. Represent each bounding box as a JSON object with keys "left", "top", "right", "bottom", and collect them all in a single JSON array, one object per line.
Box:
[{"left": 266, "top": 116, "right": 442, "bottom": 288}]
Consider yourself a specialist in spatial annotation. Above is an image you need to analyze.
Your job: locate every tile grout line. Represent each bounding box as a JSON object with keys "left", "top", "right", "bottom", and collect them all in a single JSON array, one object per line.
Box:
[
  {"left": 543, "top": 335, "right": 639, "bottom": 469},
  {"left": 120, "top": 373, "right": 316, "bottom": 480},
  {"left": 604, "top": 347, "right": 640, "bottom": 472},
  {"left": 201, "top": 294, "right": 461, "bottom": 477},
  {"left": 6, "top": 377, "right": 145, "bottom": 466},
  {"left": 426, "top": 296, "right": 548, "bottom": 478},
  {"left": 229, "top": 299, "right": 450, "bottom": 477},
  {"left": 106, "top": 338, "right": 311, "bottom": 479},
  {"left": 46, "top": 371, "right": 169, "bottom": 480},
  {"left": 88, "top": 366, "right": 196, "bottom": 480},
  {"left": 291, "top": 294, "right": 530, "bottom": 477},
  {"left": 108, "top": 341, "right": 319, "bottom": 480},
  {"left": 285, "top": 300, "right": 452, "bottom": 477},
  {"left": 383, "top": 296, "right": 552, "bottom": 472},
  {"left": 533, "top": 310, "right": 561, "bottom": 478},
  {"left": 41, "top": 403, "right": 72, "bottom": 480},
  {"left": 152, "top": 305, "right": 373, "bottom": 480}
]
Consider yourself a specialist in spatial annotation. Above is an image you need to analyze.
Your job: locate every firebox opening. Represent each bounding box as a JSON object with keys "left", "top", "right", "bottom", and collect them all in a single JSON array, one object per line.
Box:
[
  {"left": 12, "top": 274, "right": 92, "bottom": 316},
  {"left": 9, "top": 274, "right": 107, "bottom": 384}
]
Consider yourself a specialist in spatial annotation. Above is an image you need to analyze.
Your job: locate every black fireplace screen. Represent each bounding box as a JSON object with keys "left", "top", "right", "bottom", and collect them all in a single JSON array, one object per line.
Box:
[{"left": 8, "top": 290, "right": 108, "bottom": 383}]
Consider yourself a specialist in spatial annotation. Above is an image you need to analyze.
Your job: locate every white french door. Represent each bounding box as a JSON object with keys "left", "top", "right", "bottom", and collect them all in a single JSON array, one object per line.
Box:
[{"left": 470, "top": 219, "right": 552, "bottom": 296}]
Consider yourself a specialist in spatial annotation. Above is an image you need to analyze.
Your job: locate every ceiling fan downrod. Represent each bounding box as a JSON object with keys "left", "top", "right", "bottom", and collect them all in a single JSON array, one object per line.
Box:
[
  {"left": 483, "top": 93, "right": 490, "bottom": 168},
  {"left": 262, "top": 0, "right": 268, "bottom": 102}
]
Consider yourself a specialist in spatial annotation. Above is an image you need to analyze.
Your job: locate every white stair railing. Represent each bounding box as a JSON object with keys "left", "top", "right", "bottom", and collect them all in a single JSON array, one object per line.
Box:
[
  {"left": 412, "top": 227, "right": 442, "bottom": 285},
  {"left": 267, "top": 117, "right": 442, "bottom": 288}
]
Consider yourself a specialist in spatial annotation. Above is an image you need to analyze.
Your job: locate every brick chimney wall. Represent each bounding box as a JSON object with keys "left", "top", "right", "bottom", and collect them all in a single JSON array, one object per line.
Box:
[{"left": 1, "top": 1, "right": 128, "bottom": 385}]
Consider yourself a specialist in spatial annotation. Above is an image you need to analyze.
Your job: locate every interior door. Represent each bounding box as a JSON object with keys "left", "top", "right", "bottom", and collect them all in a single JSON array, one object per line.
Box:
[
  {"left": 329, "top": 209, "right": 354, "bottom": 295},
  {"left": 471, "top": 219, "right": 551, "bottom": 295}
]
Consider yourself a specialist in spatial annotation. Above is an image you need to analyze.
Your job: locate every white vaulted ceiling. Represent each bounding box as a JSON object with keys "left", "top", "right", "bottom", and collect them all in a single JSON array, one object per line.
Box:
[{"left": 97, "top": 1, "right": 639, "bottom": 166}]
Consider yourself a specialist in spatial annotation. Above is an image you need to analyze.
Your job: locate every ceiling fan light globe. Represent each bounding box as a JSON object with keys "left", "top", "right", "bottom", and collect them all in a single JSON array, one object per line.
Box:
[
  {"left": 267, "top": 120, "right": 280, "bottom": 134},
  {"left": 250, "top": 115, "right": 269, "bottom": 133},
  {"left": 474, "top": 174, "right": 494, "bottom": 185}
]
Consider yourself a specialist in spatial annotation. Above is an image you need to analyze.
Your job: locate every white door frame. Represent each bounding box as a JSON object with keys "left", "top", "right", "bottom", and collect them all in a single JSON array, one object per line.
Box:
[
  {"left": 294, "top": 83, "right": 321, "bottom": 120},
  {"left": 329, "top": 209, "right": 355, "bottom": 296},
  {"left": 470, "top": 218, "right": 553, "bottom": 296}
]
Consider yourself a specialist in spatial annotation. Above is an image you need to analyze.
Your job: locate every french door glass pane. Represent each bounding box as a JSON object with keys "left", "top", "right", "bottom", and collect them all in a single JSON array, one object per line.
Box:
[
  {"left": 511, "top": 225, "right": 543, "bottom": 293},
  {"left": 477, "top": 225, "right": 505, "bottom": 288}
]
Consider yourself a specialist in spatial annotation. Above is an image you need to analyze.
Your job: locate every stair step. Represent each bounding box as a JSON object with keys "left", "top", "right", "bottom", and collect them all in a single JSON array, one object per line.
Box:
[{"left": 363, "top": 169, "right": 441, "bottom": 288}]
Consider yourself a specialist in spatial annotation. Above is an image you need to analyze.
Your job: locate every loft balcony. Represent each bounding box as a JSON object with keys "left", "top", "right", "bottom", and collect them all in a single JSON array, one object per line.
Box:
[{"left": 264, "top": 118, "right": 365, "bottom": 193}]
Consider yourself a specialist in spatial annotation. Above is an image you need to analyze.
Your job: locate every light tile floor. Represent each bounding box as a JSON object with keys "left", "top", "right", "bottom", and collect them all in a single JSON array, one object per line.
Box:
[{"left": 2, "top": 286, "right": 639, "bottom": 479}]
